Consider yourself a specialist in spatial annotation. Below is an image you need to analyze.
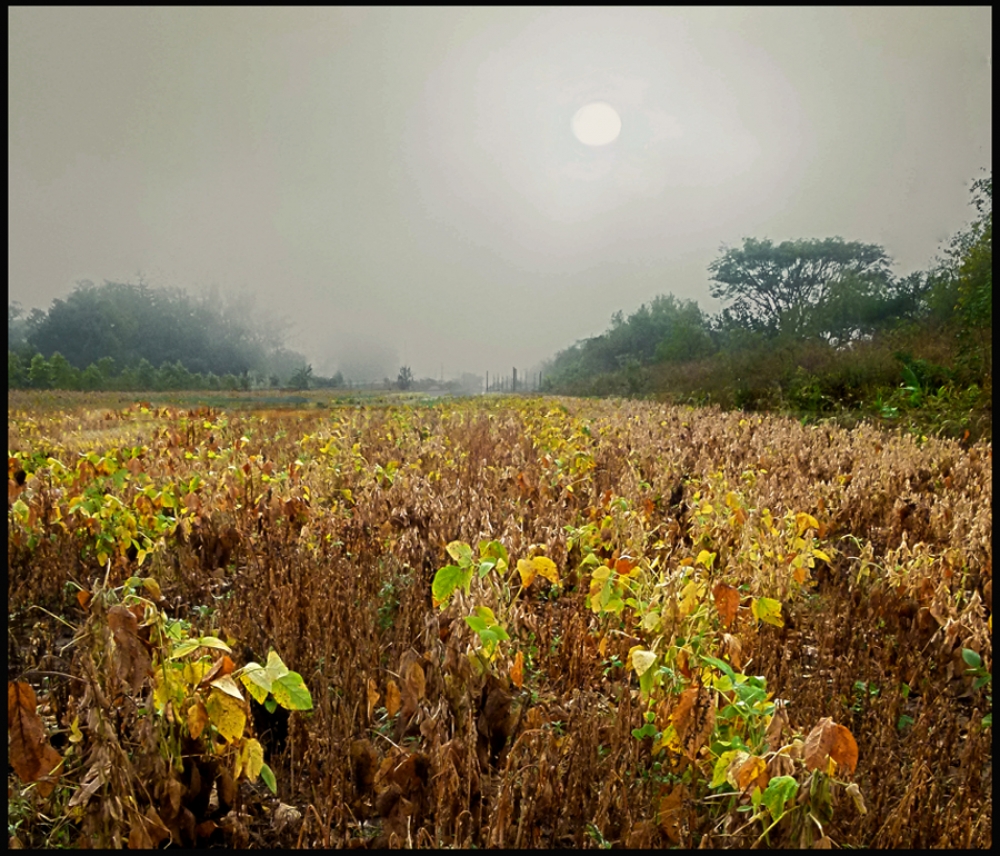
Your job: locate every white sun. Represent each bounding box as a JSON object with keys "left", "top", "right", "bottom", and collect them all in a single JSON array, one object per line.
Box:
[{"left": 571, "top": 101, "right": 622, "bottom": 146}]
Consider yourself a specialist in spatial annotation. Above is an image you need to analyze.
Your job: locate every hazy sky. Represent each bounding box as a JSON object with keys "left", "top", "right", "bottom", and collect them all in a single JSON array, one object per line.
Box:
[{"left": 8, "top": 7, "right": 992, "bottom": 379}]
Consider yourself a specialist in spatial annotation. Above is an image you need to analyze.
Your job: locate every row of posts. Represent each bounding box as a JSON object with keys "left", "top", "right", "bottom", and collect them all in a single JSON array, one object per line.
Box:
[{"left": 485, "top": 368, "right": 542, "bottom": 394}]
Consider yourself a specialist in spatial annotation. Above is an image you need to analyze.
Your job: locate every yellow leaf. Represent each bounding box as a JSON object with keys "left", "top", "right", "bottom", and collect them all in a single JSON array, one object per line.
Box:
[
  {"left": 517, "top": 558, "right": 537, "bottom": 587},
  {"left": 153, "top": 666, "right": 184, "bottom": 714},
  {"left": 598, "top": 635, "right": 609, "bottom": 657},
  {"left": 846, "top": 782, "right": 867, "bottom": 815},
  {"left": 813, "top": 548, "right": 831, "bottom": 563},
  {"left": 182, "top": 660, "right": 210, "bottom": 687},
  {"left": 533, "top": 556, "right": 560, "bottom": 584},
  {"left": 679, "top": 580, "right": 703, "bottom": 617},
  {"left": 210, "top": 674, "right": 244, "bottom": 700},
  {"left": 796, "top": 513, "right": 819, "bottom": 535},
  {"left": 751, "top": 597, "right": 784, "bottom": 628},
  {"left": 205, "top": 689, "right": 246, "bottom": 743},
  {"left": 631, "top": 648, "right": 657, "bottom": 677},
  {"left": 241, "top": 738, "right": 265, "bottom": 783},
  {"left": 519, "top": 556, "right": 560, "bottom": 587}
]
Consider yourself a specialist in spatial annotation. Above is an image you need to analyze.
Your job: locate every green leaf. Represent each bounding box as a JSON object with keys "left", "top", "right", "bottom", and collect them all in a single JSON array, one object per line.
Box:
[
  {"left": 260, "top": 763, "right": 277, "bottom": 794},
  {"left": 446, "top": 540, "right": 473, "bottom": 566},
  {"left": 701, "top": 654, "right": 736, "bottom": 681},
  {"left": 270, "top": 671, "right": 313, "bottom": 710},
  {"left": 961, "top": 648, "right": 983, "bottom": 669},
  {"left": 478, "top": 628, "right": 501, "bottom": 647},
  {"left": 265, "top": 650, "right": 290, "bottom": 680},
  {"left": 478, "top": 540, "right": 508, "bottom": 565},
  {"left": 632, "top": 722, "right": 657, "bottom": 740},
  {"left": 239, "top": 663, "right": 272, "bottom": 703},
  {"left": 638, "top": 667, "right": 655, "bottom": 697},
  {"left": 762, "top": 775, "right": 798, "bottom": 821},
  {"left": 465, "top": 615, "right": 489, "bottom": 634},
  {"left": 264, "top": 697, "right": 277, "bottom": 714},
  {"left": 712, "top": 750, "right": 743, "bottom": 788},
  {"left": 169, "top": 638, "right": 202, "bottom": 659},
  {"left": 432, "top": 564, "right": 472, "bottom": 609}
]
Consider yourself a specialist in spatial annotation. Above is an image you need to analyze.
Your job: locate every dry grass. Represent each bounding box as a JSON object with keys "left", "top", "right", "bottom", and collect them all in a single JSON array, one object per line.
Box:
[{"left": 8, "top": 392, "right": 991, "bottom": 848}]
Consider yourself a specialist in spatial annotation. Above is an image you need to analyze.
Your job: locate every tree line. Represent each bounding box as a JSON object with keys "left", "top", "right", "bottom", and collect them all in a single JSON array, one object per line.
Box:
[
  {"left": 542, "top": 172, "right": 990, "bottom": 435},
  {"left": 7, "top": 280, "right": 338, "bottom": 391}
]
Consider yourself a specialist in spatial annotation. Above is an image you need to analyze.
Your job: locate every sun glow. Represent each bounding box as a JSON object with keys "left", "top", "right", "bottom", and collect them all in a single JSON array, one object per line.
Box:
[{"left": 571, "top": 101, "right": 622, "bottom": 146}]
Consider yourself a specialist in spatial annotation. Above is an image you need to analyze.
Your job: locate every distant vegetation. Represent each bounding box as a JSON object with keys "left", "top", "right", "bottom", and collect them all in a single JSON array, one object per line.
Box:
[
  {"left": 8, "top": 173, "right": 991, "bottom": 439},
  {"left": 543, "top": 172, "right": 991, "bottom": 439},
  {"left": 7, "top": 280, "right": 341, "bottom": 392}
]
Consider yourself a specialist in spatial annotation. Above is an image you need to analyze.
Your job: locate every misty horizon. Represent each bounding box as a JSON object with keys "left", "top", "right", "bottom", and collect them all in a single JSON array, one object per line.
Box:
[{"left": 9, "top": 8, "right": 992, "bottom": 381}]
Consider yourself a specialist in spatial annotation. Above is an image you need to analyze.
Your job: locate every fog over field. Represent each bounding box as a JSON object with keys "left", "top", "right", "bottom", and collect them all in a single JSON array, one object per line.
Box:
[{"left": 8, "top": 7, "right": 991, "bottom": 381}]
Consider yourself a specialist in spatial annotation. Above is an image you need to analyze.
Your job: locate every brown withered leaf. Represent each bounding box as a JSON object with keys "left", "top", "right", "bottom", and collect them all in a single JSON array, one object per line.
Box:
[
  {"left": 712, "top": 582, "right": 740, "bottom": 629},
  {"left": 199, "top": 654, "right": 235, "bottom": 689},
  {"left": 676, "top": 648, "right": 692, "bottom": 679},
  {"left": 829, "top": 723, "right": 859, "bottom": 775},
  {"left": 735, "top": 754, "right": 769, "bottom": 792},
  {"left": 767, "top": 751, "right": 796, "bottom": 780},
  {"left": 107, "top": 604, "right": 151, "bottom": 693},
  {"left": 509, "top": 650, "right": 524, "bottom": 689},
  {"left": 144, "top": 807, "right": 171, "bottom": 848},
  {"left": 187, "top": 700, "right": 209, "bottom": 740},
  {"left": 8, "top": 682, "right": 62, "bottom": 797},
  {"left": 350, "top": 739, "right": 379, "bottom": 794},
  {"left": 194, "top": 820, "right": 219, "bottom": 841},
  {"left": 672, "top": 684, "right": 715, "bottom": 760},
  {"left": 367, "top": 677, "right": 380, "bottom": 721},
  {"left": 765, "top": 704, "right": 789, "bottom": 751},
  {"left": 128, "top": 821, "right": 152, "bottom": 849},
  {"left": 658, "top": 784, "right": 686, "bottom": 843},
  {"left": 803, "top": 717, "right": 837, "bottom": 772},
  {"left": 721, "top": 633, "right": 743, "bottom": 671},
  {"left": 385, "top": 679, "right": 402, "bottom": 718},
  {"left": 217, "top": 764, "right": 237, "bottom": 813},
  {"left": 76, "top": 589, "right": 92, "bottom": 610},
  {"left": 401, "top": 654, "right": 426, "bottom": 718}
]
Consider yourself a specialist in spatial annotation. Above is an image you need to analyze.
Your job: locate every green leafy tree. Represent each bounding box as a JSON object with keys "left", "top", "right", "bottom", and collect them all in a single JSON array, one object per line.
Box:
[
  {"left": 95, "top": 356, "right": 117, "bottom": 383},
  {"left": 48, "top": 352, "right": 79, "bottom": 389},
  {"left": 9, "top": 352, "right": 28, "bottom": 387},
  {"left": 80, "top": 363, "right": 103, "bottom": 390},
  {"left": 952, "top": 174, "right": 992, "bottom": 330},
  {"left": 397, "top": 365, "right": 413, "bottom": 390},
  {"left": 288, "top": 364, "right": 313, "bottom": 390},
  {"left": 709, "top": 237, "right": 893, "bottom": 338},
  {"left": 28, "top": 353, "right": 54, "bottom": 389}
]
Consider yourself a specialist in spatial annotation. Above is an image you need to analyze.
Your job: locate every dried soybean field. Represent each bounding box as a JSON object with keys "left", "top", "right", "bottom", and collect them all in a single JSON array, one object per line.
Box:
[{"left": 8, "top": 392, "right": 992, "bottom": 848}]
